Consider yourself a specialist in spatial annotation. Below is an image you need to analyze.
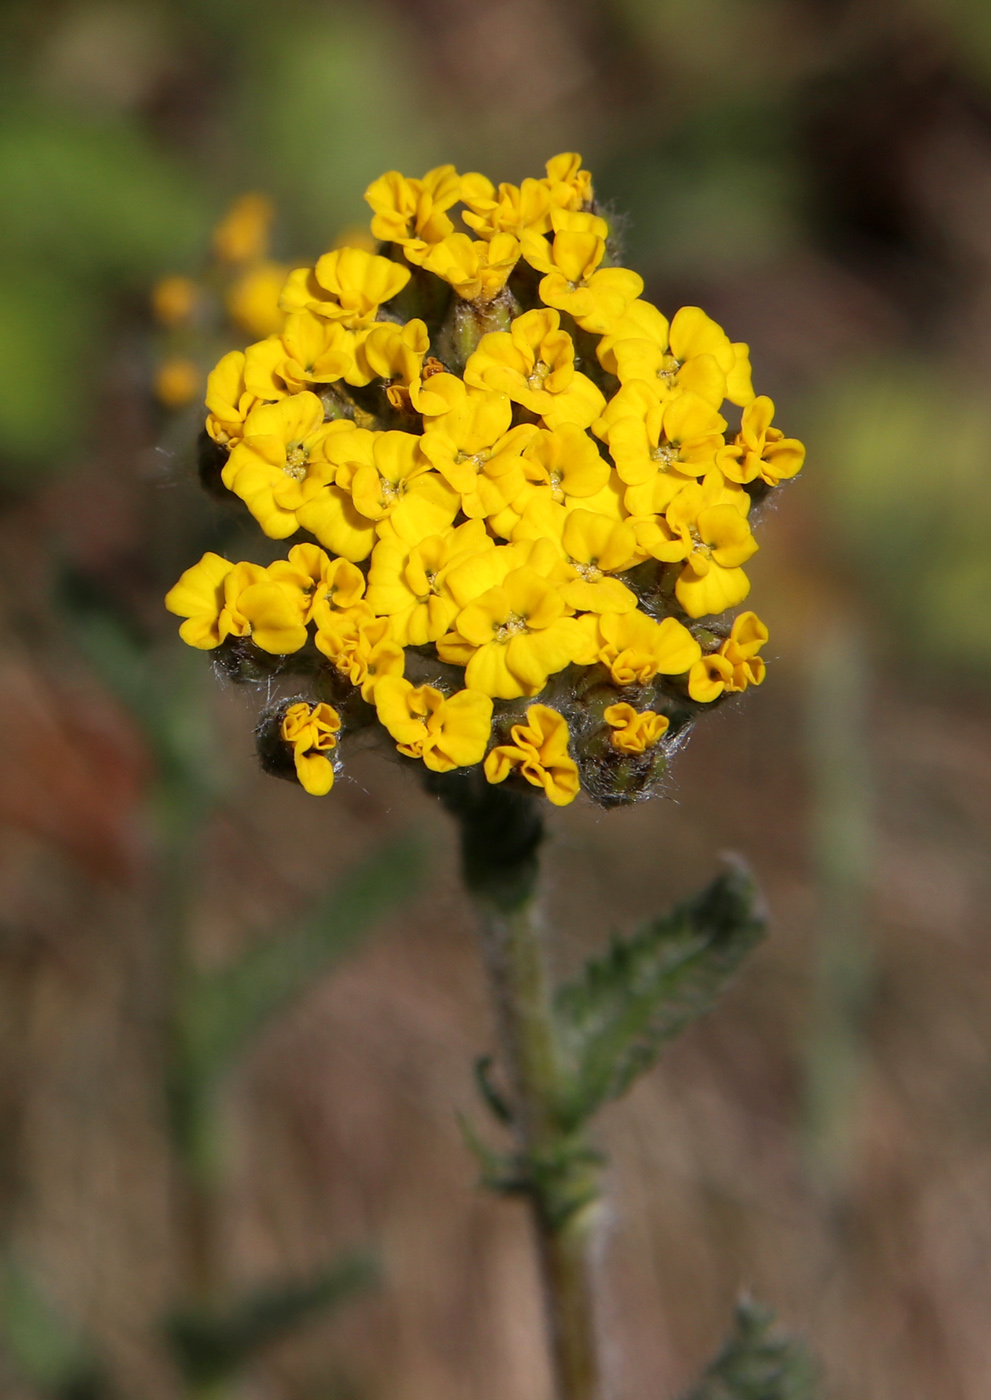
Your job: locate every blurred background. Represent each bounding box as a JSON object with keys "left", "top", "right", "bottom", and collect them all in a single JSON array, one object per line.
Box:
[{"left": 2, "top": 0, "right": 991, "bottom": 1397}]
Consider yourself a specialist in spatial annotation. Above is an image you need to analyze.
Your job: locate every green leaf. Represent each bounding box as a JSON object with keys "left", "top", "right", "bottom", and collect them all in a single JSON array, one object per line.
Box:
[
  {"left": 166, "top": 1254, "right": 376, "bottom": 1388},
  {"left": 180, "top": 837, "right": 424, "bottom": 1084},
  {"left": 555, "top": 860, "right": 765, "bottom": 1127},
  {"left": 680, "top": 1299, "right": 818, "bottom": 1400}
]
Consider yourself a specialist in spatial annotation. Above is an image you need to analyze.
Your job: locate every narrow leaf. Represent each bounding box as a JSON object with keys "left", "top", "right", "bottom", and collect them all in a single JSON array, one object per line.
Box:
[
  {"left": 680, "top": 1299, "right": 818, "bottom": 1400},
  {"left": 181, "top": 837, "right": 423, "bottom": 1082},
  {"left": 555, "top": 860, "right": 765, "bottom": 1127},
  {"left": 167, "top": 1254, "right": 376, "bottom": 1387}
]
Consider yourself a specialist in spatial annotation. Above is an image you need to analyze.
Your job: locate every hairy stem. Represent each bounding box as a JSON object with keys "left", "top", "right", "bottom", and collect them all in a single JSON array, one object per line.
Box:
[{"left": 427, "top": 770, "right": 602, "bottom": 1400}]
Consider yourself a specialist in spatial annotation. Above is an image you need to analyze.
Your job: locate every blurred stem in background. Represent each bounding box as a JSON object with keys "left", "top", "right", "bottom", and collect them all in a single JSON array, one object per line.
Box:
[{"left": 802, "top": 615, "right": 874, "bottom": 1203}]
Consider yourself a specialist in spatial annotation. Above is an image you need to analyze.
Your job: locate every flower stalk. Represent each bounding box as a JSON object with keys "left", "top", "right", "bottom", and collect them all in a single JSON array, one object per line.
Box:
[{"left": 428, "top": 769, "right": 602, "bottom": 1400}]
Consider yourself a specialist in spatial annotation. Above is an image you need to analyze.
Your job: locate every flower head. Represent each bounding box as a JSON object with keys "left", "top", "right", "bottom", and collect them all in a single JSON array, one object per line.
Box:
[{"left": 167, "top": 155, "right": 801, "bottom": 808}]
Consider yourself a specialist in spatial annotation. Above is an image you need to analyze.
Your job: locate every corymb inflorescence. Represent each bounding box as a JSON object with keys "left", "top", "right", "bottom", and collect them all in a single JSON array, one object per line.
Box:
[{"left": 165, "top": 155, "right": 804, "bottom": 808}]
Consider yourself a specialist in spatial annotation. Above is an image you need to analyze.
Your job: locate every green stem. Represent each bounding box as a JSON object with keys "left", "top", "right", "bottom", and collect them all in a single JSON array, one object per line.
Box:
[{"left": 428, "top": 770, "right": 601, "bottom": 1400}]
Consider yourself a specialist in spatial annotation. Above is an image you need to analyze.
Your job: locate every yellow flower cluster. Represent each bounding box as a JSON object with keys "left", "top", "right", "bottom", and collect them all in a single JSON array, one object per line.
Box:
[{"left": 166, "top": 156, "right": 803, "bottom": 806}]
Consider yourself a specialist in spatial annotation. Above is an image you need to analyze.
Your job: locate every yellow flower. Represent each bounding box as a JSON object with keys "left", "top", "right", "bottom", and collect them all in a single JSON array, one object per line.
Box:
[
  {"left": 155, "top": 357, "right": 201, "bottom": 409},
  {"left": 436, "top": 537, "right": 535, "bottom": 610},
  {"left": 595, "top": 299, "right": 669, "bottom": 375},
  {"left": 542, "top": 153, "right": 593, "bottom": 212},
  {"left": 223, "top": 562, "right": 311, "bottom": 654},
  {"left": 314, "top": 603, "right": 405, "bottom": 700},
  {"left": 152, "top": 275, "right": 198, "bottom": 326},
  {"left": 205, "top": 350, "right": 259, "bottom": 446},
  {"left": 226, "top": 261, "right": 289, "bottom": 339},
  {"left": 603, "top": 703, "right": 669, "bottom": 753},
  {"left": 325, "top": 426, "right": 458, "bottom": 534},
  {"left": 420, "top": 380, "right": 537, "bottom": 518},
  {"left": 513, "top": 502, "right": 640, "bottom": 614},
  {"left": 213, "top": 194, "right": 274, "bottom": 264},
  {"left": 165, "top": 552, "right": 233, "bottom": 648},
  {"left": 438, "top": 564, "right": 582, "bottom": 699},
  {"left": 164, "top": 554, "right": 308, "bottom": 654},
  {"left": 660, "top": 480, "right": 760, "bottom": 619},
  {"left": 519, "top": 424, "right": 610, "bottom": 505},
  {"left": 281, "top": 701, "right": 341, "bottom": 796},
  {"left": 375, "top": 676, "right": 493, "bottom": 771},
  {"left": 575, "top": 610, "right": 701, "bottom": 686},
  {"left": 421, "top": 233, "right": 520, "bottom": 302},
  {"left": 483, "top": 704, "right": 580, "bottom": 806},
  {"left": 281, "top": 247, "right": 410, "bottom": 328},
  {"left": 599, "top": 385, "right": 727, "bottom": 514},
  {"left": 717, "top": 397, "right": 805, "bottom": 486},
  {"left": 355, "top": 319, "right": 456, "bottom": 414},
  {"left": 244, "top": 312, "right": 356, "bottom": 399},
  {"left": 688, "top": 611, "right": 768, "bottom": 701},
  {"left": 522, "top": 210, "right": 643, "bottom": 334},
  {"left": 364, "top": 165, "right": 461, "bottom": 262},
  {"left": 267, "top": 542, "right": 365, "bottom": 625},
  {"left": 460, "top": 175, "right": 554, "bottom": 239},
  {"left": 367, "top": 516, "right": 494, "bottom": 645},
  {"left": 464, "top": 308, "right": 605, "bottom": 431},
  {"left": 602, "top": 304, "right": 754, "bottom": 409},
  {"left": 222, "top": 393, "right": 351, "bottom": 541}
]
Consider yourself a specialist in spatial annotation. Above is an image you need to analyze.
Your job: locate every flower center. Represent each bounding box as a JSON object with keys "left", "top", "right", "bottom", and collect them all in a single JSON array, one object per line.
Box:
[
  {"left": 650, "top": 442, "right": 679, "bottom": 468},
  {"left": 284, "top": 444, "right": 308, "bottom": 480},
  {"left": 689, "top": 530, "right": 712, "bottom": 561},
  {"left": 455, "top": 450, "right": 490, "bottom": 473},
  {"left": 657, "top": 354, "right": 681, "bottom": 386},
  {"left": 494, "top": 612, "right": 529, "bottom": 642},
  {"left": 380, "top": 477, "right": 405, "bottom": 506},
  {"left": 526, "top": 359, "right": 551, "bottom": 391},
  {"left": 573, "top": 559, "right": 603, "bottom": 583}
]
